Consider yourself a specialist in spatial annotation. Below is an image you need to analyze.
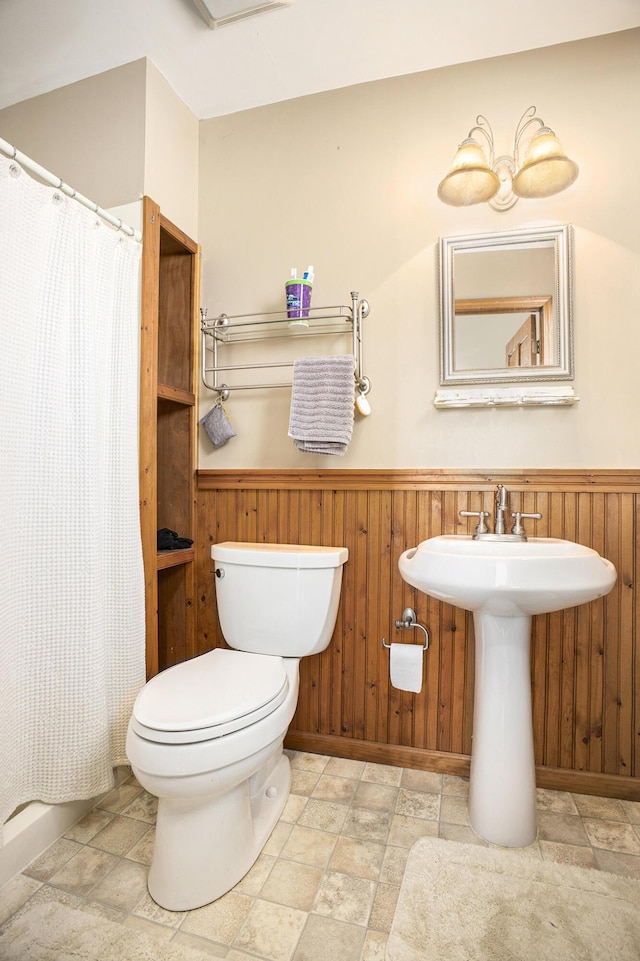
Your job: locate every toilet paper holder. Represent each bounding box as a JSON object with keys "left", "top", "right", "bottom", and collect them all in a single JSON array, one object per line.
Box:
[{"left": 381, "top": 607, "right": 429, "bottom": 651}]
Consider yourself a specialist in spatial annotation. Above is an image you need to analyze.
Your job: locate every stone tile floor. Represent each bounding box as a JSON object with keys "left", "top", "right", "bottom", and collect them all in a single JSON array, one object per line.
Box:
[{"left": 1, "top": 750, "right": 640, "bottom": 960}]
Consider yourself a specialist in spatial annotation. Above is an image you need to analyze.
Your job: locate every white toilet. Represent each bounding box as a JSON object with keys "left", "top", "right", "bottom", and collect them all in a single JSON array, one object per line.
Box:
[{"left": 126, "top": 541, "right": 348, "bottom": 911}]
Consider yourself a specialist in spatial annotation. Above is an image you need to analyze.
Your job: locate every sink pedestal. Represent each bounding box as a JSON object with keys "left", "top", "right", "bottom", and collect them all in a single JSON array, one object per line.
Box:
[{"left": 469, "top": 613, "right": 537, "bottom": 847}]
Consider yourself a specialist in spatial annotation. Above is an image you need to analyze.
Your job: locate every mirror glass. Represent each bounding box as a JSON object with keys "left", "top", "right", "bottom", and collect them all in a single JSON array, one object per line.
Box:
[{"left": 439, "top": 224, "right": 574, "bottom": 386}]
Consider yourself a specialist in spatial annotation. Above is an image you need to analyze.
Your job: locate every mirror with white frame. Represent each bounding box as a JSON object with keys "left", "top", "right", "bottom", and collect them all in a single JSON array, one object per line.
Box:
[{"left": 435, "top": 224, "right": 576, "bottom": 407}]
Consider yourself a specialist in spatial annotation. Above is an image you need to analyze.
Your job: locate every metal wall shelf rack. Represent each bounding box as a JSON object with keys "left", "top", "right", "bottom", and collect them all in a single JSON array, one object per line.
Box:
[{"left": 200, "top": 290, "right": 371, "bottom": 401}]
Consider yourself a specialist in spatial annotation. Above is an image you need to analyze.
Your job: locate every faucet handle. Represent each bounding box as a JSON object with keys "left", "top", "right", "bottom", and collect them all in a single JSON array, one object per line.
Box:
[
  {"left": 460, "top": 510, "right": 490, "bottom": 535},
  {"left": 510, "top": 511, "right": 542, "bottom": 537}
]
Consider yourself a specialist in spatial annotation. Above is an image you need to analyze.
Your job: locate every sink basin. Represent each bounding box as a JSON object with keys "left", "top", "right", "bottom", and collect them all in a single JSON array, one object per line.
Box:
[
  {"left": 398, "top": 534, "right": 617, "bottom": 848},
  {"left": 399, "top": 535, "right": 617, "bottom": 617}
]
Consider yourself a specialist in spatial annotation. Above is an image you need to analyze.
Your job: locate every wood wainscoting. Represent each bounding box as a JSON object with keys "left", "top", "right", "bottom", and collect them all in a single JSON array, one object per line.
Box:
[{"left": 196, "top": 469, "right": 640, "bottom": 800}]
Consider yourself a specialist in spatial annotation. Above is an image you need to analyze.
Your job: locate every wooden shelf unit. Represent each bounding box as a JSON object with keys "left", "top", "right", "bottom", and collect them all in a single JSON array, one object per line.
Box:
[{"left": 140, "top": 197, "right": 200, "bottom": 678}]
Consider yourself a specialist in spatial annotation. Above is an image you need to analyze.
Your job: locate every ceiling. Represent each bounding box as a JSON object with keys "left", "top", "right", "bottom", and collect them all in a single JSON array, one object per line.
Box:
[{"left": 1, "top": 0, "right": 639, "bottom": 119}]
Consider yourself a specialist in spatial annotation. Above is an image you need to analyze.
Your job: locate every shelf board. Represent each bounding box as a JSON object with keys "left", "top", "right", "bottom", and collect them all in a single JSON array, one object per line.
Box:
[
  {"left": 157, "top": 383, "right": 196, "bottom": 405},
  {"left": 157, "top": 547, "right": 195, "bottom": 570}
]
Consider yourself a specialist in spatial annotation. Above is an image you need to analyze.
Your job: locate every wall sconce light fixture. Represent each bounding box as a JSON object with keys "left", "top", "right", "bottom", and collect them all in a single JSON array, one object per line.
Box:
[{"left": 437, "top": 106, "right": 578, "bottom": 211}]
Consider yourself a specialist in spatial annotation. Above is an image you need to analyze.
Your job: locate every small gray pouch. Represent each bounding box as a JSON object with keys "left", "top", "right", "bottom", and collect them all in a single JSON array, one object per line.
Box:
[{"left": 200, "top": 400, "right": 237, "bottom": 448}]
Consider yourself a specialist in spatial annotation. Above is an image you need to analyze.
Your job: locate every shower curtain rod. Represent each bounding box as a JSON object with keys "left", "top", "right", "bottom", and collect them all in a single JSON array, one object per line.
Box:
[{"left": 0, "top": 137, "right": 142, "bottom": 243}]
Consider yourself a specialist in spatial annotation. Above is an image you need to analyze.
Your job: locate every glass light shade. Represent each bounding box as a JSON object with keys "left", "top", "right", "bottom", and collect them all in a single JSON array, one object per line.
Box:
[
  {"left": 437, "top": 139, "right": 500, "bottom": 206},
  {"left": 512, "top": 128, "right": 579, "bottom": 199}
]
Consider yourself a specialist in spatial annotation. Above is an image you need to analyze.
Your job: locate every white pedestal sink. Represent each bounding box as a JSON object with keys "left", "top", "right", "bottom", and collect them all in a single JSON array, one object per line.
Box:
[{"left": 399, "top": 535, "right": 617, "bottom": 847}]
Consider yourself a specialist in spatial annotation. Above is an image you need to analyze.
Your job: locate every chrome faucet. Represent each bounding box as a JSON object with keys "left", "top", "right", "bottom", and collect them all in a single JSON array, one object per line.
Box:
[
  {"left": 494, "top": 484, "right": 508, "bottom": 534},
  {"left": 459, "top": 484, "right": 542, "bottom": 541}
]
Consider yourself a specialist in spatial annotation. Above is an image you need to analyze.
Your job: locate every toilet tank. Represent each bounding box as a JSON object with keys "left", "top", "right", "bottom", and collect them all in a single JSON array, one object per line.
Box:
[{"left": 211, "top": 542, "right": 348, "bottom": 657}]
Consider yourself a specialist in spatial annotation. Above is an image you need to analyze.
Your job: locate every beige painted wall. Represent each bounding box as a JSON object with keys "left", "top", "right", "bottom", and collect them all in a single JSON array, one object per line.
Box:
[
  {"left": 144, "top": 61, "right": 199, "bottom": 239},
  {"left": 0, "top": 59, "right": 199, "bottom": 237},
  {"left": 197, "top": 28, "right": 640, "bottom": 470},
  {"left": 0, "top": 60, "right": 146, "bottom": 208}
]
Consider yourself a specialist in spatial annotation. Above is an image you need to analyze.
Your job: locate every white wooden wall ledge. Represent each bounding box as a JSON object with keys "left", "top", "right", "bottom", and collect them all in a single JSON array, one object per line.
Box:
[{"left": 434, "top": 385, "right": 579, "bottom": 408}]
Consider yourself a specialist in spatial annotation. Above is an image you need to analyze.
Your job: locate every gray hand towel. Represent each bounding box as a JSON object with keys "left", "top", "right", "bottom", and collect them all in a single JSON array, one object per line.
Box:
[{"left": 288, "top": 355, "right": 355, "bottom": 455}]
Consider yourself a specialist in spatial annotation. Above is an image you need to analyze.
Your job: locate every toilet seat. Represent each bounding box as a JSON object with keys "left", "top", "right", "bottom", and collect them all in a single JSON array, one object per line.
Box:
[{"left": 131, "top": 648, "right": 289, "bottom": 745}]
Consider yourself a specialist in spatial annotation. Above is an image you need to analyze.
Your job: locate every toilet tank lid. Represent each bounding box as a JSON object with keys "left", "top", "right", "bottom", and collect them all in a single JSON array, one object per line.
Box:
[{"left": 211, "top": 541, "right": 348, "bottom": 568}]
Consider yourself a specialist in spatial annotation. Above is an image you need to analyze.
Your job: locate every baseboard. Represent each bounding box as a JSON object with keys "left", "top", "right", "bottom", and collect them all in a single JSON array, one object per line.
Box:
[
  {"left": 285, "top": 731, "right": 640, "bottom": 801},
  {"left": 285, "top": 731, "right": 470, "bottom": 777}
]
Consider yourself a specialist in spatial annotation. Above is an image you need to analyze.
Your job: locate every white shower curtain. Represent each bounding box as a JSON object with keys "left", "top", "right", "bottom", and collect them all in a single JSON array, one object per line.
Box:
[{"left": 0, "top": 154, "right": 146, "bottom": 835}]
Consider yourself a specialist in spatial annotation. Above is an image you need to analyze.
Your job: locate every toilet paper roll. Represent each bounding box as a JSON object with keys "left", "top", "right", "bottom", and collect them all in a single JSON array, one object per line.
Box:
[{"left": 389, "top": 643, "right": 423, "bottom": 693}]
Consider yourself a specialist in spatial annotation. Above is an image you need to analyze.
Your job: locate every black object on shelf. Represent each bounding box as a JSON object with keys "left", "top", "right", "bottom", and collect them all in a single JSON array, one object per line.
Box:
[{"left": 157, "top": 528, "right": 194, "bottom": 551}]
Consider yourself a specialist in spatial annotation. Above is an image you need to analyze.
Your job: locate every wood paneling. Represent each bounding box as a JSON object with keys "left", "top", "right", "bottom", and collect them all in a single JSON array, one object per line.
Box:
[
  {"left": 196, "top": 469, "right": 640, "bottom": 799},
  {"left": 158, "top": 564, "right": 196, "bottom": 671}
]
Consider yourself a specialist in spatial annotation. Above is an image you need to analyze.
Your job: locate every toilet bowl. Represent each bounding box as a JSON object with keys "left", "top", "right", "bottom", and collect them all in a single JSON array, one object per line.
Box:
[{"left": 126, "top": 541, "right": 347, "bottom": 911}]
